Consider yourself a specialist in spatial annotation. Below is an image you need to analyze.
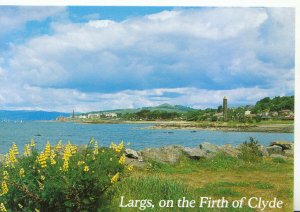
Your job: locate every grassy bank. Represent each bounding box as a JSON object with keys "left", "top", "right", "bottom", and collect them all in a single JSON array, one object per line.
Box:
[{"left": 101, "top": 153, "right": 293, "bottom": 211}]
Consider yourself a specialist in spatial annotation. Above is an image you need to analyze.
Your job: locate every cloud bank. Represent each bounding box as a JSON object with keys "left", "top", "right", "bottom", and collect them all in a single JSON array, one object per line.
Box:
[{"left": 0, "top": 7, "right": 295, "bottom": 112}]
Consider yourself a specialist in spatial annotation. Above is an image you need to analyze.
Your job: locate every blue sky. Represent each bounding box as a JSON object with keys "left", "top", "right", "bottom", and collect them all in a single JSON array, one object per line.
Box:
[{"left": 0, "top": 7, "right": 295, "bottom": 112}]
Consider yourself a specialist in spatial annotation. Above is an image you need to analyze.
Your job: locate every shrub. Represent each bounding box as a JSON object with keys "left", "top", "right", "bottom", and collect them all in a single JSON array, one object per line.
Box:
[
  {"left": 272, "top": 157, "right": 286, "bottom": 163},
  {"left": 238, "top": 137, "right": 263, "bottom": 162},
  {"left": 0, "top": 139, "right": 131, "bottom": 211}
]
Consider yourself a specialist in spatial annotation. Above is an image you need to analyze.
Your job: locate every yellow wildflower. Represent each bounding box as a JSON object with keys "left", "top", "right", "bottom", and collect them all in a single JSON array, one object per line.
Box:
[
  {"left": 127, "top": 165, "right": 134, "bottom": 171},
  {"left": 50, "top": 150, "right": 56, "bottom": 165},
  {"left": 12, "top": 143, "right": 19, "bottom": 155},
  {"left": 18, "top": 203, "right": 23, "bottom": 209},
  {"left": 8, "top": 149, "right": 17, "bottom": 164},
  {"left": 62, "top": 160, "right": 69, "bottom": 171},
  {"left": 41, "top": 175, "right": 45, "bottom": 181},
  {"left": 30, "top": 139, "right": 36, "bottom": 147},
  {"left": 111, "top": 172, "right": 120, "bottom": 184},
  {"left": 0, "top": 203, "right": 7, "bottom": 212},
  {"left": 1, "top": 181, "right": 8, "bottom": 195},
  {"left": 84, "top": 166, "right": 89, "bottom": 172},
  {"left": 110, "top": 141, "right": 124, "bottom": 153},
  {"left": 35, "top": 209, "right": 40, "bottom": 212},
  {"left": 37, "top": 180, "right": 44, "bottom": 190},
  {"left": 44, "top": 141, "right": 51, "bottom": 158},
  {"left": 38, "top": 152, "right": 47, "bottom": 168},
  {"left": 77, "top": 161, "right": 85, "bottom": 166},
  {"left": 110, "top": 157, "right": 113, "bottom": 161},
  {"left": 24, "top": 144, "right": 31, "bottom": 156},
  {"left": 55, "top": 140, "right": 62, "bottom": 151},
  {"left": 93, "top": 141, "right": 98, "bottom": 155},
  {"left": 50, "top": 157, "right": 56, "bottom": 165},
  {"left": 62, "top": 144, "right": 72, "bottom": 171},
  {"left": 119, "top": 154, "right": 125, "bottom": 165},
  {"left": 4, "top": 155, "right": 9, "bottom": 167},
  {"left": 19, "top": 168, "right": 25, "bottom": 178},
  {"left": 70, "top": 145, "right": 77, "bottom": 154},
  {"left": 2, "top": 171, "right": 9, "bottom": 180}
]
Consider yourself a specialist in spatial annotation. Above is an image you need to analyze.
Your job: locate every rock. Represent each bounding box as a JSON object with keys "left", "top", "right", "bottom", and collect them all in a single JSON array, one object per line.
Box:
[
  {"left": 270, "top": 154, "right": 287, "bottom": 160},
  {"left": 199, "top": 142, "right": 219, "bottom": 153},
  {"left": 140, "top": 146, "right": 184, "bottom": 164},
  {"left": 219, "top": 144, "right": 240, "bottom": 157},
  {"left": 266, "top": 145, "right": 283, "bottom": 155},
  {"left": 259, "top": 145, "right": 269, "bottom": 157},
  {"left": 284, "top": 150, "right": 294, "bottom": 157},
  {"left": 270, "top": 141, "right": 293, "bottom": 150},
  {"left": 125, "top": 157, "right": 147, "bottom": 169},
  {"left": 182, "top": 147, "right": 206, "bottom": 159},
  {"left": 125, "top": 148, "right": 139, "bottom": 159}
]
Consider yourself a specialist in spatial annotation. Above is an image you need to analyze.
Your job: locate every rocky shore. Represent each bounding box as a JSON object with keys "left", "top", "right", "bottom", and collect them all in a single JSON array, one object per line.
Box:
[
  {"left": 124, "top": 141, "right": 294, "bottom": 168},
  {"left": 147, "top": 123, "right": 294, "bottom": 133}
]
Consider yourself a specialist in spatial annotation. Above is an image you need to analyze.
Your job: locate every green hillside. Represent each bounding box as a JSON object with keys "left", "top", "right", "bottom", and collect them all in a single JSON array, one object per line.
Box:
[{"left": 88, "top": 104, "right": 196, "bottom": 115}]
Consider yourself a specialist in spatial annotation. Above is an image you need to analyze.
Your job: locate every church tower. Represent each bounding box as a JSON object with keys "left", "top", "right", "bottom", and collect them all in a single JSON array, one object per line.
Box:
[{"left": 223, "top": 96, "right": 228, "bottom": 121}]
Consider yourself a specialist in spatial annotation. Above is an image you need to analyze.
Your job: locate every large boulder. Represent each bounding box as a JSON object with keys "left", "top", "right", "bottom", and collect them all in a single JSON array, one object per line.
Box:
[
  {"left": 125, "top": 148, "right": 139, "bottom": 159},
  {"left": 219, "top": 144, "right": 240, "bottom": 157},
  {"left": 199, "top": 142, "right": 219, "bottom": 153},
  {"left": 182, "top": 147, "right": 206, "bottom": 159},
  {"left": 140, "top": 146, "right": 184, "bottom": 164},
  {"left": 270, "top": 141, "right": 293, "bottom": 150},
  {"left": 266, "top": 145, "right": 283, "bottom": 155}
]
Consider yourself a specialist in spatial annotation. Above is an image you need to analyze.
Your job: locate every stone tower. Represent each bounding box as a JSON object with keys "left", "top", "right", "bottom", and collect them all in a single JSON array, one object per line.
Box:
[{"left": 223, "top": 96, "right": 228, "bottom": 121}]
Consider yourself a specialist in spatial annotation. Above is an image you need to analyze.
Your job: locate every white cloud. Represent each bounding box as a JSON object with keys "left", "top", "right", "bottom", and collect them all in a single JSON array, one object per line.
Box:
[
  {"left": 0, "top": 85, "right": 289, "bottom": 112},
  {"left": 0, "top": 7, "right": 295, "bottom": 112},
  {"left": 0, "top": 7, "right": 66, "bottom": 37}
]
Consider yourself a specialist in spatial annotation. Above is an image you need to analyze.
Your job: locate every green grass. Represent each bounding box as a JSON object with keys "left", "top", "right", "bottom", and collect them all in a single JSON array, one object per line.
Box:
[
  {"left": 97, "top": 153, "right": 293, "bottom": 211},
  {"left": 145, "top": 152, "right": 293, "bottom": 174},
  {"left": 100, "top": 176, "right": 255, "bottom": 212},
  {"left": 254, "top": 182, "right": 274, "bottom": 189}
]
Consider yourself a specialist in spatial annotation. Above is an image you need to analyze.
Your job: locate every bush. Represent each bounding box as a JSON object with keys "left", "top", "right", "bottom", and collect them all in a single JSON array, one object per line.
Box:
[
  {"left": 238, "top": 137, "right": 263, "bottom": 162},
  {"left": 0, "top": 139, "right": 131, "bottom": 211}
]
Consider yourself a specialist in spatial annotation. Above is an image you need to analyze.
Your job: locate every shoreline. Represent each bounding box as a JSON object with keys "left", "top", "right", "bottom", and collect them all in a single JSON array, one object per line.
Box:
[
  {"left": 54, "top": 120, "right": 294, "bottom": 133},
  {"left": 145, "top": 123, "right": 294, "bottom": 133}
]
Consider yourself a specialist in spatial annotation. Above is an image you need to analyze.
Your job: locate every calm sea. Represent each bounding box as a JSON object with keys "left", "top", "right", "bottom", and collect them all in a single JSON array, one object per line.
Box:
[{"left": 0, "top": 122, "right": 294, "bottom": 153}]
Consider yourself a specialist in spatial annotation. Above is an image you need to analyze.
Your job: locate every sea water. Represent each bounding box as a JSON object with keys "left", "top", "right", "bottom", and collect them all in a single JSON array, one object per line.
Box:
[{"left": 0, "top": 122, "right": 294, "bottom": 153}]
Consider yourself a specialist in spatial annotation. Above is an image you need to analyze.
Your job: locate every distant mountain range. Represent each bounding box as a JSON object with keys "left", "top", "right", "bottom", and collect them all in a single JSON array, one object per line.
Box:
[
  {"left": 0, "top": 110, "right": 70, "bottom": 121},
  {"left": 0, "top": 104, "right": 195, "bottom": 121},
  {"left": 87, "top": 104, "right": 196, "bottom": 115}
]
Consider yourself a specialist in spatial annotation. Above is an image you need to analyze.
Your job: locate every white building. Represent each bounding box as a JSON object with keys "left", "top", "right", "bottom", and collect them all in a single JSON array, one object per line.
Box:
[
  {"left": 245, "top": 110, "right": 251, "bottom": 116},
  {"left": 88, "top": 113, "right": 100, "bottom": 119}
]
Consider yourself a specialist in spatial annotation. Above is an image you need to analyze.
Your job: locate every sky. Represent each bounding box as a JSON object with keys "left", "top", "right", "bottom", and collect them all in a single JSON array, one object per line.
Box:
[{"left": 0, "top": 6, "right": 295, "bottom": 112}]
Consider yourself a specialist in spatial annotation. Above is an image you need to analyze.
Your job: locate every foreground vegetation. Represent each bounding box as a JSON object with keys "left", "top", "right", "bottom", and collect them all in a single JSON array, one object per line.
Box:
[
  {"left": 104, "top": 153, "right": 293, "bottom": 211},
  {"left": 0, "top": 140, "right": 130, "bottom": 211},
  {"left": 0, "top": 139, "right": 294, "bottom": 211}
]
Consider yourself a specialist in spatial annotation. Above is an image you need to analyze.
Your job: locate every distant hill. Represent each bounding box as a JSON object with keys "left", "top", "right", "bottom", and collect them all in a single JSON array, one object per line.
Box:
[
  {"left": 0, "top": 110, "right": 70, "bottom": 121},
  {"left": 88, "top": 104, "right": 196, "bottom": 114}
]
